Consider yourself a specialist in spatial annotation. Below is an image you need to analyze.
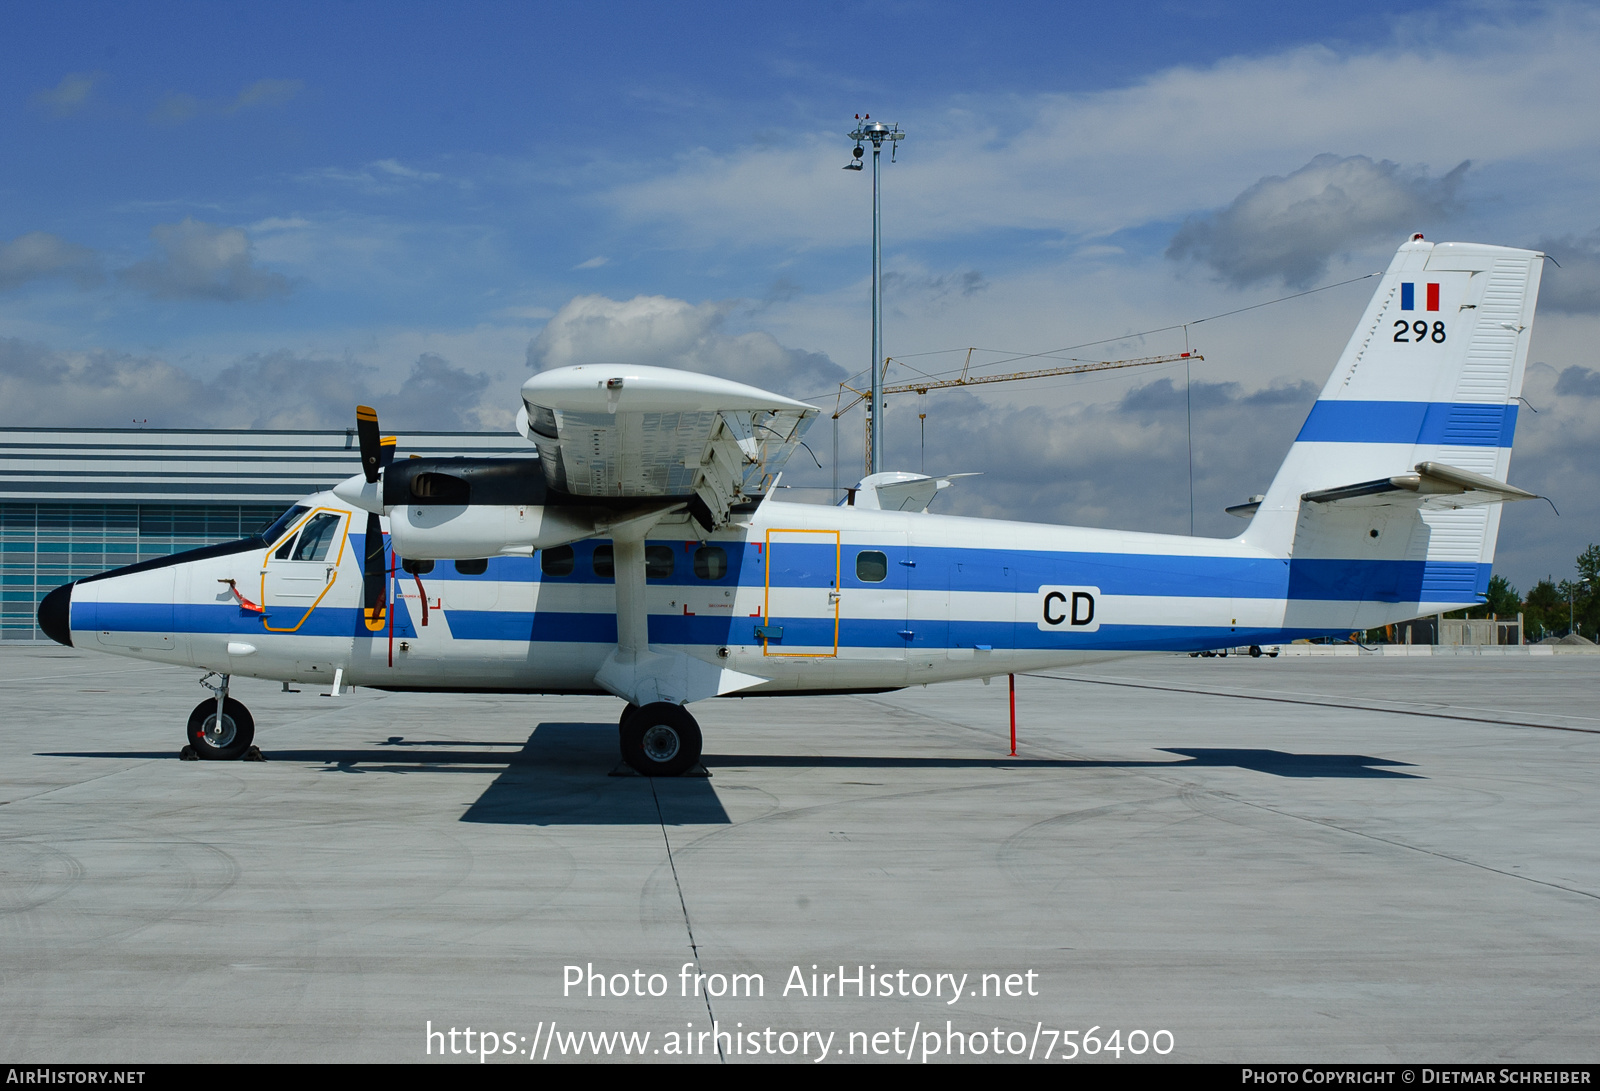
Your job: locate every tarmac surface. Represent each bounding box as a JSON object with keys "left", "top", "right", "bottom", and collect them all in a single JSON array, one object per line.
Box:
[{"left": 1, "top": 645, "right": 1596, "bottom": 1064}]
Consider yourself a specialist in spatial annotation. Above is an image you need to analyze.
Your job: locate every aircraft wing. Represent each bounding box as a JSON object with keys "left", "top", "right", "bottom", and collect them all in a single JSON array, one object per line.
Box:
[
  {"left": 1301, "top": 461, "right": 1538, "bottom": 510},
  {"left": 518, "top": 364, "right": 818, "bottom": 531}
]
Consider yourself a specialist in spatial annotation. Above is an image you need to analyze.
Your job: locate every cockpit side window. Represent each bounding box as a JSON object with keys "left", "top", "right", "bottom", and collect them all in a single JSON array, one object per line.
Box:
[{"left": 290, "top": 513, "right": 343, "bottom": 561}]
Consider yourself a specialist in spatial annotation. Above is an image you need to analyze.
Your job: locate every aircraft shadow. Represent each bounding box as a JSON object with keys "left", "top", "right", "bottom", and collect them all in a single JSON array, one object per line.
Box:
[
  {"left": 1156, "top": 748, "right": 1419, "bottom": 778},
  {"left": 41, "top": 744, "right": 1419, "bottom": 781},
  {"left": 459, "top": 722, "right": 731, "bottom": 826},
  {"left": 701, "top": 748, "right": 1420, "bottom": 779},
  {"left": 38, "top": 741, "right": 1417, "bottom": 828}
]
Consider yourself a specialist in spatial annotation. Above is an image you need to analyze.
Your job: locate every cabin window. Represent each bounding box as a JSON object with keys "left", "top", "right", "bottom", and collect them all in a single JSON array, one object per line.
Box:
[
  {"left": 645, "top": 545, "right": 674, "bottom": 580},
  {"left": 454, "top": 558, "right": 488, "bottom": 575},
  {"left": 290, "top": 513, "right": 342, "bottom": 561},
  {"left": 401, "top": 558, "right": 434, "bottom": 575},
  {"left": 541, "top": 545, "right": 574, "bottom": 577},
  {"left": 592, "top": 544, "right": 614, "bottom": 579},
  {"left": 856, "top": 550, "right": 888, "bottom": 583},
  {"left": 693, "top": 545, "right": 728, "bottom": 580}
]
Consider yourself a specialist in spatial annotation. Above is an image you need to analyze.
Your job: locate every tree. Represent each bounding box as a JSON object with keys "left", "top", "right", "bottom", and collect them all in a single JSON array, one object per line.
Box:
[
  {"left": 1577, "top": 545, "right": 1600, "bottom": 638},
  {"left": 1524, "top": 578, "right": 1562, "bottom": 640},
  {"left": 1484, "top": 574, "right": 1520, "bottom": 618},
  {"left": 1446, "top": 573, "right": 1518, "bottom": 621}
]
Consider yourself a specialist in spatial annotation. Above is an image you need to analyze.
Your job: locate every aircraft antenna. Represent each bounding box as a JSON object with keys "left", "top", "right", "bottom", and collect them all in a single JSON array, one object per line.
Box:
[
  {"left": 846, "top": 115, "right": 904, "bottom": 476},
  {"left": 834, "top": 351, "right": 1203, "bottom": 421}
]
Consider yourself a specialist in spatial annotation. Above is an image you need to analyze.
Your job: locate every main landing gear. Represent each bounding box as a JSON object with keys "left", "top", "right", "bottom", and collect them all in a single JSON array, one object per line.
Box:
[
  {"left": 618, "top": 702, "right": 703, "bottom": 777},
  {"left": 183, "top": 672, "right": 259, "bottom": 761}
]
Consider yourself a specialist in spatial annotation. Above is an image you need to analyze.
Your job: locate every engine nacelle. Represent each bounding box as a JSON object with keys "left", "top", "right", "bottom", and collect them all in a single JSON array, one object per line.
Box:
[
  {"left": 386, "top": 502, "right": 596, "bottom": 560},
  {"left": 348, "top": 455, "right": 685, "bottom": 562}
]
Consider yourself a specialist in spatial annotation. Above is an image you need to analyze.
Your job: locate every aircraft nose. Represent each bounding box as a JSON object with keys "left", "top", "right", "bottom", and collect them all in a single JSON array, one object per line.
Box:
[{"left": 38, "top": 582, "right": 74, "bottom": 647}]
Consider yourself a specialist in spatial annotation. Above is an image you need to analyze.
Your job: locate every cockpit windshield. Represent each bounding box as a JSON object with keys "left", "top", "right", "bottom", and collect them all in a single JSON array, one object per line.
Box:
[{"left": 259, "top": 505, "right": 311, "bottom": 548}]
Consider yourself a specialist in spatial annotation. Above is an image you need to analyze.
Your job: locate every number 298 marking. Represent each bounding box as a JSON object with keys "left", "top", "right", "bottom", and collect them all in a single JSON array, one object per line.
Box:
[{"left": 1394, "top": 320, "right": 1446, "bottom": 343}]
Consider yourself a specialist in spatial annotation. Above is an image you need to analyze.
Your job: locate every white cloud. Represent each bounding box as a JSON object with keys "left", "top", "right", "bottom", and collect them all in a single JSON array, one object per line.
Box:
[
  {"left": 118, "top": 218, "right": 291, "bottom": 302},
  {"left": 29, "top": 72, "right": 101, "bottom": 118},
  {"left": 599, "top": 8, "right": 1600, "bottom": 250},
  {"left": 574, "top": 256, "right": 609, "bottom": 269},
  {"left": 526, "top": 293, "right": 845, "bottom": 395},
  {"left": 296, "top": 158, "right": 452, "bottom": 192},
  {"left": 0, "top": 233, "right": 102, "bottom": 291},
  {"left": 0, "top": 338, "right": 503, "bottom": 431},
  {"left": 149, "top": 78, "right": 304, "bottom": 124},
  {"left": 247, "top": 216, "right": 312, "bottom": 233},
  {"left": 1167, "top": 154, "right": 1467, "bottom": 287},
  {"left": 231, "top": 79, "right": 303, "bottom": 112},
  {"left": 370, "top": 158, "right": 442, "bottom": 182}
]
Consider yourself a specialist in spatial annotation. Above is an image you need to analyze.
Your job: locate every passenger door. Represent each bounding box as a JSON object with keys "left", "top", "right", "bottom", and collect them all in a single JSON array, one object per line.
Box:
[{"left": 762, "top": 528, "right": 840, "bottom": 657}]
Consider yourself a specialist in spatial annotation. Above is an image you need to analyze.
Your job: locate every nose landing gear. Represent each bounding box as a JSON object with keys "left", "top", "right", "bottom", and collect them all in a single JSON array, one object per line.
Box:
[{"left": 183, "top": 672, "right": 257, "bottom": 760}]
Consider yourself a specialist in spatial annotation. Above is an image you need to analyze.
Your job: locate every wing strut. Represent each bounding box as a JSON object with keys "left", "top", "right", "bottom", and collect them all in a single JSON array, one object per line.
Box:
[{"left": 592, "top": 511, "right": 767, "bottom": 707}]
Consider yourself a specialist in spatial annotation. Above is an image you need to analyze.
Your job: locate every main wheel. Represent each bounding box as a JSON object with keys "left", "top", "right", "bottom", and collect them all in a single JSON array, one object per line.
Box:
[
  {"left": 619, "top": 702, "right": 702, "bottom": 777},
  {"left": 186, "top": 698, "right": 255, "bottom": 760},
  {"left": 1249, "top": 645, "right": 1262, "bottom": 658}
]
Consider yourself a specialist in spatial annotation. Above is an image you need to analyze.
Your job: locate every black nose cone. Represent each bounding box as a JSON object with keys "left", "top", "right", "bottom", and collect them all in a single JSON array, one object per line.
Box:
[{"left": 38, "top": 582, "right": 74, "bottom": 647}]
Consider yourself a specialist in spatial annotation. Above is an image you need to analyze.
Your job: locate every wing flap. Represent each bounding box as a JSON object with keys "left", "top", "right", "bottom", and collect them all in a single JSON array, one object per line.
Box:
[{"left": 519, "top": 365, "right": 817, "bottom": 529}]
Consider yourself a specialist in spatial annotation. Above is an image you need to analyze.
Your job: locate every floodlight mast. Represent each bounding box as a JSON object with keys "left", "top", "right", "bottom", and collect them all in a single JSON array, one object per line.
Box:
[{"left": 846, "top": 117, "right": 904, "bottom": 475}]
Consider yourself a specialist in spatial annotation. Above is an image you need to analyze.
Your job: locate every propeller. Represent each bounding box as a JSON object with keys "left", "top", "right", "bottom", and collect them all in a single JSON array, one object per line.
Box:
[
  {"left": 356, "top": 405, "right": 382, "bottom": 483},
  {"left": 363, "top": 509, "right": 386, "bottom": 631},
  {"left": 353, "top": 405, "right": 395, "bottom": 631}
]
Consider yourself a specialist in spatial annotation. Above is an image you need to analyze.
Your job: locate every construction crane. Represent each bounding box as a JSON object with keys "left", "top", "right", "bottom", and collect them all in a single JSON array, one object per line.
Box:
[{"left": 834, "top": 349, "right": 1203, "bottom": 474}]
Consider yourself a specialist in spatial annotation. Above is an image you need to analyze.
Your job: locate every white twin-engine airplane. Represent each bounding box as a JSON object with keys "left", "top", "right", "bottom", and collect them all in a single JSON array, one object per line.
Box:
[{"left": 38, "top": 237, "right": 1544, "bottom": 775}]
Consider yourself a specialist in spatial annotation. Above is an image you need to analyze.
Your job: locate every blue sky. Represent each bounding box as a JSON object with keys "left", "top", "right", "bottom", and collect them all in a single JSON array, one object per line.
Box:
[{"left": 3, "top": 1, "right": 1599, "bottom": 592}]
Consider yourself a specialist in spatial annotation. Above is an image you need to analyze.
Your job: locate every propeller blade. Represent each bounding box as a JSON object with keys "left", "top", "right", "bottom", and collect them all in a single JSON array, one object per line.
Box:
[
  {"left": 356, "top": 405, "right": 381, "bottom": 483},
  {"left": 362, "top": 510, "right": 386, "bottom": 629},
  {"left": 379, "top": 435, "right": 397, "bottom": 469}
]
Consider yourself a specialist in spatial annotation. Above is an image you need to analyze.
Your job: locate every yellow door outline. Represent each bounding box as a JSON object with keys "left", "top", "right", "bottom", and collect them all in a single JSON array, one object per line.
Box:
[
  {"left": 762, "top": 528, "right": 840, "bottom": 657},
  {"left": 259, "top": 508, "right": 351, "bottom": 633}
]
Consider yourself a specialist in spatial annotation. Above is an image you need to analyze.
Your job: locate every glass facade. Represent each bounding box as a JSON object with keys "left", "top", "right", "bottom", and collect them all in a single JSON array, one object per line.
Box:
[{"left": 0, "top": 502, "right": 287, "bottom": 641}]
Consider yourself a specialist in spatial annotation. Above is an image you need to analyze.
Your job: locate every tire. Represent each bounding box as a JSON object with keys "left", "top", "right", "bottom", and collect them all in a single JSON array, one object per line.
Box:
[
  {"left": 186, "top": 698, "right": 255, "bottom": 760},
  {"left": 1249, "top": 645, "right": 1262, "bottom": 658},
  {"left": 619, "top": 702, "right": 702, "bottom": 777}
]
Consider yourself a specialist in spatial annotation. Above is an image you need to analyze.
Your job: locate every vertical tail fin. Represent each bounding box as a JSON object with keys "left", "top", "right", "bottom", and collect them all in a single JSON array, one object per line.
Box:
[{"left": 1242, "top": 236, "right": 1543, "bottom": 623}]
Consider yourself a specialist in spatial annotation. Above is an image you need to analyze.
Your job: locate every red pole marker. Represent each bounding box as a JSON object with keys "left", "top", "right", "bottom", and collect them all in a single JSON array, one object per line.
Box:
[
  {"left": 387, "top": 554, "right": 396, "bottom": 667},
  {"left": 1008, "top": 673, "right": 1017, "bottom": 756}
]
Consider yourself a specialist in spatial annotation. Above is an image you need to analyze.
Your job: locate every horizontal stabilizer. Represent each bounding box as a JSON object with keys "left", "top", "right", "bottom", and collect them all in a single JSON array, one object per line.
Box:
[
  {"left": 1301, "top": 461, "right": 1537, "bottom": 510},
  {"left": 848, "top": 471, "right": 979, "bottom": 512}
]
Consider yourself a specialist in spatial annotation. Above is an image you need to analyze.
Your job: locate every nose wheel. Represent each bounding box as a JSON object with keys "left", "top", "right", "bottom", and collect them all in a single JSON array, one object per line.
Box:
[
  {"left": 186, "top": 697, "right": 256, "bottom": 760},
  {"left": 618, "top": 702, "right": 703, "bottom": 777}
]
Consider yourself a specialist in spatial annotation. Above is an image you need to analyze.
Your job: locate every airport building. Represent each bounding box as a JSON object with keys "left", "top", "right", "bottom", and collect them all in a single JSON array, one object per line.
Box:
[{"left": 0, "top": 427, "right": 529, "bottom": 642}]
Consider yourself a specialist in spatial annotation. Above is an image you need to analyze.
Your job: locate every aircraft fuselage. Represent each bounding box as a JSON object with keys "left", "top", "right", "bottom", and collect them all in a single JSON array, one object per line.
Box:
[{"left": 46, "top": 491, "right": 1466, "bottom": 696}]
